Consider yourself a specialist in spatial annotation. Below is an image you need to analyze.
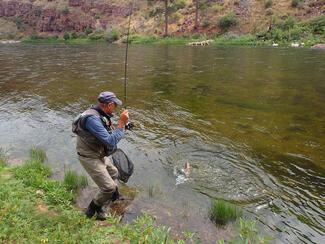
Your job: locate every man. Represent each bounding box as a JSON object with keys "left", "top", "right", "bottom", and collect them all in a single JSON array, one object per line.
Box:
[{"left": 73, "top": 91, "right": 129, "bottom": 220}]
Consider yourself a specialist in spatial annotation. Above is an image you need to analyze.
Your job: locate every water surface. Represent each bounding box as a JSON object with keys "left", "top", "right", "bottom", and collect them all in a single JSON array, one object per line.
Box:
[{"left": 0, "top": 43, "right": 324, "bottom": 243}]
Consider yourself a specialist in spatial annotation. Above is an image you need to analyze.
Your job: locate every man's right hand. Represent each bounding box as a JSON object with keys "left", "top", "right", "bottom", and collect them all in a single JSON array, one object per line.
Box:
[{"left": 118, "top": 109, "right": 129, "bottom": 129}]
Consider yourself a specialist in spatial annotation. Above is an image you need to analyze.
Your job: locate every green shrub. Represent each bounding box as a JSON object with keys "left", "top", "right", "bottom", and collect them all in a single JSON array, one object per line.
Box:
[
  {"left": 306, "top": 15, "right": 325, "bottom": 35},
  {"left": 202, "top": 19, "right": 210, "bottom": 28},
  {"left": 106, "top": 28, "right": 120, "bottom": 43},
  {"left": 70, "top": 32, "right": 78, "bottom": 39},
  {"left": 84, "top": 26, "right": 93, "bottom": 35},
  {"left": 63, "top": 32, "right": 70, "bottom": 40},
  {"left": 171, "top": 0, "right": 186, "bottom": 11},
  {"left": 264, "top": 0, "right": 272, "bottom": 9},
  {"left": 62, "top": 7, "right": 70, "bottom": 15},
  {"left": 218, "top": 13, "right": 237, "bottom": 31},
  {"left": 64, "top": 169, "right": 88, "bottom": 191},
  {"left": 209, "top": 199, "right": 242, "bottom": 225},
  {"left": 291, "top": 0, "right": 300, "bottom": 7}
]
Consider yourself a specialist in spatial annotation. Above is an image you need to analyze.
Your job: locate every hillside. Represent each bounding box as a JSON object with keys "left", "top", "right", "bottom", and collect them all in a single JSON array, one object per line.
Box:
[{"left": 0, "top": 0, "right": 324, "bottom": 43}]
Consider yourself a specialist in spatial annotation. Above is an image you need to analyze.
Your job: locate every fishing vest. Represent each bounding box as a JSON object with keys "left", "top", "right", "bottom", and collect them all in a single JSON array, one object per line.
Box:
[{"left": 73, "top": 106, "right": 114, "bottom": 159}]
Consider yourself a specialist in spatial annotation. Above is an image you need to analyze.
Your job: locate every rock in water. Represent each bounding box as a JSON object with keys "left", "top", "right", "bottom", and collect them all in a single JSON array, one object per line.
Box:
[{"left": 311, "top": 44, "right": 325, "bottom": 50}]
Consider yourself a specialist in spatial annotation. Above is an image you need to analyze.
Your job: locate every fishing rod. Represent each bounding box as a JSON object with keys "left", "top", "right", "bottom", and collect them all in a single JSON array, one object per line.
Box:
[{"left": 123, "top": 0, "right": 135, "bottom": 130}]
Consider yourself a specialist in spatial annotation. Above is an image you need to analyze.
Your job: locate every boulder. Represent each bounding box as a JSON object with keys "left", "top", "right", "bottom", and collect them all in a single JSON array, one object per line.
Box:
[{"left": 311, "top": 44, "right": 325, "bottom": 49}]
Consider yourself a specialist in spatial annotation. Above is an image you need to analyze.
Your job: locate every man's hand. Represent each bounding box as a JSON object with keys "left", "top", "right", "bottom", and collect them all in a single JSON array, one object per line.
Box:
[{"left": 118, "top": 109, "right": 129, "bottom": 129}]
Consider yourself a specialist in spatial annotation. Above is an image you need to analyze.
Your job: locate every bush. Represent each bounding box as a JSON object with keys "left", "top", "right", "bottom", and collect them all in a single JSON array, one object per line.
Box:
[
  {"left": 62, "top": 7, "right": 70, "bottom": 15},
  {"left": 291, "top": 0, "right": 300, "bottom": 7},
  {"left": 171, "top": 0, "right": 186, "bottom": 11},
  {"left": 106, "top": 28, "right": 120, "bottom": 43},
  {"left": 63, "top": 32, "right": 70, "bottom": 40},
  {"left": 202, "top": 19, "right": 210, "bottom": 28},
  {"left": 209, "top": 199, "right": 242, "bottom": 225},
  {"left": 218, "top": 13, "right": 237, "bottom": 31},
  {"left": 306, "top": 15, "right": 325, "bottom": 35},
  {"left": 84, "top": 26, "right": 93, "bottom": 35},
  {"left": 264, "top": 0, "right": 272, "bottom": 9},
  {"left": 70, "top": 32, "right": 78, "bottom": 39}
]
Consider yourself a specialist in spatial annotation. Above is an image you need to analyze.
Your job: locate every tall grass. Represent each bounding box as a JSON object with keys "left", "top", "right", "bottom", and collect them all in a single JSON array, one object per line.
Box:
[
  {"left": 64, "top": 169, "right": 88, "bottom": 191},
  {"left": 209, "top": 199, "right": 242, "bottom": 225},
  {"left": 0, "top": 148, "right": 7, "bottom": 168},
  {"left": 30, "top": 147, "right": 46, "bottom": 162}
]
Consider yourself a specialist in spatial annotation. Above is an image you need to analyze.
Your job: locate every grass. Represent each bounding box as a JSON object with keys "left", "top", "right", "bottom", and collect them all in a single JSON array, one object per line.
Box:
[
  {"left": 209, "top": 199, "right": 243, "bottom": 225},
  {"left": 0, "top": 148, "right": 7, "bottom": 169},
  {"left": 0, "top": 148, "right": 181, "bottom": 243},
  {"left": 64, "top": 169, "right": 88, "bottom": 191},
  {"left": 218, "top": 218, "right": 272, "bottom": 244},
  {"left": 148, "top": 182, "right": 162, "bottom": 198}
]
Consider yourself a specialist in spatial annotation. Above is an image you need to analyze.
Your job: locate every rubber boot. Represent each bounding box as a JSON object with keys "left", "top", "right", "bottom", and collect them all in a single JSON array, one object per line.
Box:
[
  {"left": 85, "top": 200, "right": 98, "bottom": 218},
  {"left": 96, "top": 206, "right": 108, "bottom": 221}
]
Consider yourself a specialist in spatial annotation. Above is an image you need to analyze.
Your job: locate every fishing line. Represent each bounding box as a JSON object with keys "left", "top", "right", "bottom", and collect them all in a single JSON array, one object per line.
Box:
[{"left": 124, "top": 0, "right": 136, "bottom": 109}]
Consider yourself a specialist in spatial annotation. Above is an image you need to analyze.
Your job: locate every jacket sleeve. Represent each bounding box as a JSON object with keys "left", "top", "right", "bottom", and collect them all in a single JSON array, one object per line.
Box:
[{"left": 84, "top": 116, "right": 124, "bottom": 147}]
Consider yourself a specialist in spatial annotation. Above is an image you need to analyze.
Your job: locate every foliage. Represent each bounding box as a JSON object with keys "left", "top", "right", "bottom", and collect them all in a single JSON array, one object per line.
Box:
[
  {"left": 61, "top": 7, "right": 70, "bottom": 15},
  {"left": 209, "top": 199, "right": 242, "bottom": 225},
  {"left": 63, "top": 32, "right": 70, "bottom": 40},
  {"left": 304, "top": 15, "right": 325, "bottom": 35},
  {"left": 106, "top": 28, "right": 120, "bottom": 43},
  {"left": 70, "top": 31, "right": 78, "bottom": 39},
  {"left": 30, "top": 147, "right": 46, "bottom": 162},
  {"left": 0, "top": 148, "right": 7, "bottom": 169},
  {"left": 84, "top": 26, "right": 93, "bottom": 35},
  {"left": 64, "top": 169, "right": 88, "bottom": 191},
  {"left": 218, "top": 13, "right": 238, "bottom": 31},
  {"left": 264, "top": 0, "right": 272, "bottom": 9},
  {"left": 291, "top": 0, "right": 300, "bottom": 8},
  {"left": 0, "top": 149, "right": 180, "bottom": 243},
  {"left": 218, "top": 218, "right": 272, "bottom": 244}
]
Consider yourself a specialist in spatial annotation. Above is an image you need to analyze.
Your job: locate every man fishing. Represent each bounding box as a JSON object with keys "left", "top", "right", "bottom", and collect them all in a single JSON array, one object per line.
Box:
[{"left": 73, "top": 91, "right": 129, "bottom": 220}]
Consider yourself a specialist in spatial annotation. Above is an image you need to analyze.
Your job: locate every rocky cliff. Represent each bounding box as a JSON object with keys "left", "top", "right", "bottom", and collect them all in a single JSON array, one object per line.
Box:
[{"left": 0, "top": 0, "right": 324, "bottom": 39}]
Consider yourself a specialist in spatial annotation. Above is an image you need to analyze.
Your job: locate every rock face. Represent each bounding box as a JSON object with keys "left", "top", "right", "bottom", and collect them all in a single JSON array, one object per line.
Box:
[
  {"left": 0, "top": 0, "right": 129, "bottom": 34},
  {"left": 311, "top": 44, "right": 325, "bottom": 49}
]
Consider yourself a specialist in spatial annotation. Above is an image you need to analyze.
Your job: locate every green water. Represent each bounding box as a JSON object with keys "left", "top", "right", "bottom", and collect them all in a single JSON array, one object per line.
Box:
[{"left": 0, "top": 43, "right": 324, "bottom": 243}]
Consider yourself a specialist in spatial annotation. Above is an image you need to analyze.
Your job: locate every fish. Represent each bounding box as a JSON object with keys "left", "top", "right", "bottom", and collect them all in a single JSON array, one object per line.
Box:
[{"left": 174, "top": 162, "right": 191, "bottom": 185}]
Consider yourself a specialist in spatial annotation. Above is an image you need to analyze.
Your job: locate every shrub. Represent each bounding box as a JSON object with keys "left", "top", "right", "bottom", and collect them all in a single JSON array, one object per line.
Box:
[
  {"left": 218, "top": 13, "right": 237, "bottom": 31},
  {"left": 264, "top": 0, "right": 272, "bottom": 9},
  {"left": 291, "top": 0, "right": 300, "bottom": 7},
  {"left": 106, "top": 28, "right": 120, "bottom": 43},
  {"left": 202, "top": 19, "right": 210, "bottom": 28},
  {"left": 171, "top": 0, "right": 186, "bottom": 11},
  {"left": 209, "top": 199, "right": 242, "bottom": 225},
  {"left": 63, "top": 32, "right": 70, "bottom": 40},
  {"left": 84, "top": 26, "right": 93, "bottom": 35},
  {"left": 62, "top": 7, "right": 70, "bottom": 15},
  {"left": 70, "top": 32, "right": 78, "bottom": 39},
  {"left": 306, "top": 15, "right": 325, "bottom": 35}
]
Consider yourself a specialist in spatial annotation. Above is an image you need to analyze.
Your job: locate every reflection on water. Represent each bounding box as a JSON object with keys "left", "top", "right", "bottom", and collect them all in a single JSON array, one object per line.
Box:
[{"left": 0, "top": 43, "right": 324, "bottom": 243}]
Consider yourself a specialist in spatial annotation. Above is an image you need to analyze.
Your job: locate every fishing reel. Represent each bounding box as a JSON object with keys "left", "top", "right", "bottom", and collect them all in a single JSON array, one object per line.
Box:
[{"left": 125, "top": 122, "right": 134, "bottom": 131}]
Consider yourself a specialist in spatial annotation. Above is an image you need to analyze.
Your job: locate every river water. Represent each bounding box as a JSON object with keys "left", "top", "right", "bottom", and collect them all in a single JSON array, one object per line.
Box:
[{"left": 0, "top": 43, "right": 324, "bottom": 243}]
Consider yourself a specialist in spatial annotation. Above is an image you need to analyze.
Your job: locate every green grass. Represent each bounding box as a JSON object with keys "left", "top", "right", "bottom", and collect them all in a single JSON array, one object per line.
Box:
[
  {"left": 209, "top": 199, "right": 243, "bottom": 225},
  {"left": 0, "top": 148, "right": 7, "bottom": 169},
  {"left": 30, "top": 146, "right": 47, "bottom": 162},
  {"left": 218, "top": 218, "right": 272, "bottom": 243},
  {"left": 0, "top": 149, "right": 182, "bottom": 243},
  {"left": 64, "top": 169, "right": 88, "bottom": 191}
]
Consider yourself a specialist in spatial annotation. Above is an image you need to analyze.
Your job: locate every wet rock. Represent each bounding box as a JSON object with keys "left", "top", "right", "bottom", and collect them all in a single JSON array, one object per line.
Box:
[{"left": 311, "top": 44, "right": 325, "bottom": 50}]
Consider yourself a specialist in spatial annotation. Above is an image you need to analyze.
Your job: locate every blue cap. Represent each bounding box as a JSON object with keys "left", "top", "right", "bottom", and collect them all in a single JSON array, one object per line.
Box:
[{"left": 98, "top": 91, "right": 122, "bottom": 106}]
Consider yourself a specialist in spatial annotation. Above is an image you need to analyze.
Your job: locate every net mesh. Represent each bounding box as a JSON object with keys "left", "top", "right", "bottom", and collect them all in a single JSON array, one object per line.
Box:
[{"left": 111, "top": 149, "right": 134, "bottom": 183}]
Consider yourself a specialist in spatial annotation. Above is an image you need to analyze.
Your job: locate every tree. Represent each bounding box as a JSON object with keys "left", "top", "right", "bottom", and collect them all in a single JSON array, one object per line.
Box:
[
  {"left": 194, "top": 0, "right": 199, "bottom": 30},
  {"left": 164, "top": 0, "right": 169, "bottom": 37}
]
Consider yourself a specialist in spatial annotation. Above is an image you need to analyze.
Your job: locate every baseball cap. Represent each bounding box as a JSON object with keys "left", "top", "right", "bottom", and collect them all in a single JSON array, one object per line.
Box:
[{"left": 98, "top": 91, "right": 122, "bottom": 106}]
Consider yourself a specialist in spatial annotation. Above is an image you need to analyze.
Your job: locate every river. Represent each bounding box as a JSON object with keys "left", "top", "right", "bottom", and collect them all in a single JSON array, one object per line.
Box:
[{"left": 0, "top": 43, "right": 324, "bottom": 243}]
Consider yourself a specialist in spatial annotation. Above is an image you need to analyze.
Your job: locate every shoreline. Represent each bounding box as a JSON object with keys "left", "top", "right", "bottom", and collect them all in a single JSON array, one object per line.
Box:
[{"left": 3, "top": 35, "right": 322, "bottom": 48}]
